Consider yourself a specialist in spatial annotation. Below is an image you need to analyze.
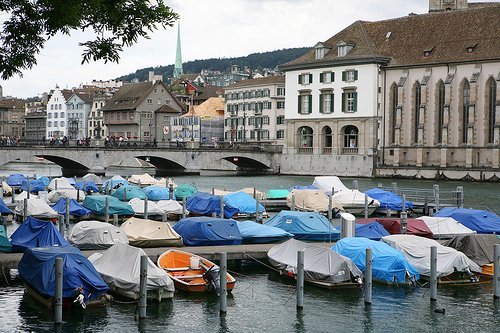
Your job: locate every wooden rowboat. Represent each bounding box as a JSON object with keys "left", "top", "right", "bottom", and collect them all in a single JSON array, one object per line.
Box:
[{"left": 157, "top": 249, "right": 236, "bottom": 293}]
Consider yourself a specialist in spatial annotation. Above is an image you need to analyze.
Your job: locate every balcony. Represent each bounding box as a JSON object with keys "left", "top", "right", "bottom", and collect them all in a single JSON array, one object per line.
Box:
[
  {"left": 322, "top": 147, "right": 332, "bottom": 155},
  {"left": 342, "top": 147, "right": 359, "bottom": 155},
  {"left": 253, "top": 108, "right": 262, "bottom": 115},
  {"left": 298, "top": 147, "right": 313, "bottom": 154}
]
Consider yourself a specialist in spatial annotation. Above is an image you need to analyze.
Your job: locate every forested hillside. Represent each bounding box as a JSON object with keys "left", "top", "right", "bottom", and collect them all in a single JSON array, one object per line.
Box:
[{"left": 117, "top": 47, "right": 309, "bottom": 82}]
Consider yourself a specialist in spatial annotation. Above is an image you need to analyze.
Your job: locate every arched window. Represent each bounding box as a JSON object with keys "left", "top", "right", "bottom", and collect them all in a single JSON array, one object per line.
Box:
[
  {"left": 487, "top": 78, "right": 497, "bottom": 144},
  {"left": 322, "top": 126, "right": 332, "bottom": 154},
  {"left": 390, "top": 84, "right": 398, "bottom": 144},
  {"left": 462, "top": 80, "right": 470, "bottom": 144},
  {"left": 436, "top": 80, "right": 445, "bottom": 144},
  {"left": 414, "top": 82, "right": 421, "bottom": 144},
  {"left": 297, "top": 126, "right": 313, "bottom": 154},
  {"left": 342, "top": 125, "right": 359, "bottom": 154}
]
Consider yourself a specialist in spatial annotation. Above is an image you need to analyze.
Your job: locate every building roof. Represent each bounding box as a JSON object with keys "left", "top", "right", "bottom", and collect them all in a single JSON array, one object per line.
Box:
[
  {"left": 281, "top": 4, "right": 500, "bottom": 70},
  {"left": 25, "top": 111, "right": 47, "bottom": 119},
  {"left": 0, "top": 98, "right": 25, "bottom": 109},
  {"left": 193, "top": 85, "right": 220, "bottom": 101},
  {"left": 184, "top": 97, "right": 224, "bottom": 118},
  {"left": 155, "top": 104, "right": 182, "bottom": 114},
  {"left": 224, "top": 75, "right": 285, "bottom": 89},
  {"left": 61, "top": 89, "right": 74, "bottom": 101}
]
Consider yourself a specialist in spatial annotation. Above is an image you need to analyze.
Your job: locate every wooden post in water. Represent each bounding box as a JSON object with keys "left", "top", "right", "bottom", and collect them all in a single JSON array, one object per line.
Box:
[
  {"left": 104, "top": 196, "right": 109, "bottom": 223},
  {"left": 0, "top": 179, "right": 3, "bottom": 201},
  {"left": 255, "top": 197, "right": 260, "bottom": 223},
  {"left": 297, "top": 250, "right": 304, "bottom": 309},
  {"left": 391, "top": 182, "right": 397, "bottom": 194},
  {"left": 430, "top": 246, "right": 438, "bottom": 301},
  {"left": 76, "top": 187, "right": 80, "bottom": 202},
  {"left": 219, "top": 252, "right": 228, "bottom": 314},
  {"left": 219, "top": 195, "right": 224, "bottom": 218},
  {"left": 352, "top": 180, "right": 358, "bottom": 190},
  {"left": 113, "top": 214, "right": 118, "bottom": 226},
  {"left": 182, "top": 197, "right": 187, "bottom": 219},
  {"left": 58, "top": 215, "right": 65, "bottom": 238},
  {"left": 54, "top": 257, "right": 63, "bottom": 325},
  {"left": 143, "top": 197, "right": 148, "bottom": 220},
  {"left": 65, "top": 198, "right": 70, "bottom": 227},
  {"left": 328, "top": 191, "right": 333, "bottom": 223},
  {"left": 83, "top": 180, "right": 86, "bottom": 195},
  {"left": 212, "top": 188, "right": 215, "bottom": 196},
  {"left": 27, "top": 177, "right": 30, "bottom": 199},
  {"left": 291, "top": 193, "right": 296, "bottom": 211},
  {"left": 433, "top": 185, "right": 440, "bottom": 214},
  {"left": 138, "top": 255, "right": 148, "bottom": 319},
  {"left": 365, "top": 248, "right": 372, "bottom": 305},
  {"left": 400, "top": 211, "right": 408, "bottom": 234},
  {"left": 364, "top": 194, "right": 369, "bottom": 218},
  {"left": 494, "top": 244, "right": 500, "bottom": 300},
  {"left": 169, "top": 183, "right": 174, "bottom": 200},
  {"left": 54, "top": 179, "right": 58, "bottom": 191},
  {"left": 456, "top": 186, "right": 464, "bottom": 208},
  {"left": 402, "top": 193, "right": 406, "bottom": 212},
  {"left": 377, "top": 183, "right": 383, "bottom": 189},
  {"left": 137, "top": 179, "right": 141, "bottom": 188},
  {"left": 23, "top": 198, "right": 28, "bottom": 222}
]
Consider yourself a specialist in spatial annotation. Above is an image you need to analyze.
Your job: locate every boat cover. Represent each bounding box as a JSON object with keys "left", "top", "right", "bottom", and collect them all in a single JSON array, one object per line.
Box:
[
  {"left": 174, "top": 184, "right": 197, "bottom": 199},
  {"left": 18, "top": 246, "right": 109, "bottom": 300},
  {"left": 332, "top": 237, "right": 420, "bottom": 283},
  {"left": 36, "top": 176, "right": 51, "bottom": 187},
  {"left": 173, "top": 216, "right": 242, "bottom": 246},
  {"left": 332, "top": 190, "right": 380, "bottom": 208},
  {"left": 51, "top": 198, "right": 92, "bottom": 217},
  {"left": 443, "top": 234, "right": 500, "bottom": 266},
  {"left": 82, "top": 173, "right": 103, "bottom": 185},
  {"left": 20, "top": 179, "right": 46, "bottom": 193},
  {"left": 47, "top": 189, "right": 86, "bottom": 203},
  {"left": 121, "top": 217, "right": 182, "bottom": 247},
  {"left": 7, "top": 173, "right": 27, "bottom": 186},
  {"left": 265, "top": 211, "right": 340, "bottom": 241},
  {"left": 237, "top": 220, "right": 293, "bottom": 244},
  {"left": 268, "top": 238, "right": 362, "bottom": 283},
  {"left": 128, "top": 198, "right": 165, "bottom": 215},
  {"left": 14, "top": 198, "right": 58, "bottom": 219},
  {"left": 224, "top": 191, "right": 265, "bottom": 215},
  {"left": 13, "top": 191, "right": 38, "bottom": 202},
  {"left": 312, "top": 176, "right": 348, "bottom": 194},
  {"left": 364, "top": 188, "right": 413, "bottom": 211},
  {"left": 68, "top": 221, "right": 129, "bottom": 250},
  {"left": 88, "top": 243, "right": 174, "bottom": 295},
  {"left": 111, "top": 185, "right": 147, "bottom": 201},
  {"left": 381, "top": 234, "right": 481, "bottom": 277},
  {"left": 289, "top": 185, "right": 318, "bottom": 191},
  {"left": 434, "top": 207, "right": 500, "bottom": 234},
  {"left": 186, "top": 192, "right": 239, "bottom": 218},
  {"left": 213, "top": 189, "right": 232, "bottom": 196},
  {"left": 0, "top": 225, "right": 11, "bottom": 252},
  {"left": 357, "top": 218, "right": 433, "bottom": 238},
  {"left": 355, "top": 222, "right": 390, "bottom": 240},
  {"left": 144, "top": 186, "right": 175, "bottom": 201},
  {"left": 82, "top": 195, "right": 135, "bottom": 216},
  {"left": 48, "top": 177, "right": 74, "bottom": 190},
  {"left": 128, "top": 173, "right": 158, "bottom": 186},
  {"left": 10, "top": 216, "right": 69, "bottom": 252},
  {"left": 239, "top": 188, "right": 265, "bottom": 201},
  {"left": 63, "top": 177, "right": 77, "bottom": 186},
  {"left": 102, "top": 175, "right": 129, "bottom": 191},
  {"left": 286, "top": 189, "right": 342, "bottom": 213},
  {"left": 2, "top": 182, "right": 12, "bottom": 195},
  {"left": 157, "top": 200, "right": 185, "bottom": 215},
  {"left": 74, "top": 181, "right": 99, "bottom": 193},
  {"left": 266, "top": 189, "right": 289, "bottom": 200},
  {"left": 419, "top": 216, "right": 476, "bottom": 239},
  {"left": 0, "top": 197, "right": 13, "bottom": 214}
]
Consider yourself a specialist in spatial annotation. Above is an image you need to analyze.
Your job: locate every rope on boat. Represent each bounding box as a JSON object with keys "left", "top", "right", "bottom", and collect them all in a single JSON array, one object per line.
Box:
[{"left": 242, "top": 252, "right": 281, "bottom": 273}]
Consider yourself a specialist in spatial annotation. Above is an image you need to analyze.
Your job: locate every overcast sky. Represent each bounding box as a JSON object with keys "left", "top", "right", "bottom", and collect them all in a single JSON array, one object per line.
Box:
[{"left": 0, "top": 0, "right": 483, "bottom": 98}]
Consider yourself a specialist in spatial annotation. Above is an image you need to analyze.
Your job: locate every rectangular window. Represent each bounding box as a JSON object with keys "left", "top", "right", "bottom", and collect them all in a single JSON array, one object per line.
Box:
[
  {"left": 342, "top": 91, "right": 358, "bottom": 112},
  {"left": 320, "top": 71, "right": 335, "bottom": 83},
  {"left": 277, "top": 101, "right": 285, "bottom": 109},
  {"left": 249, "top": 117, "right": 255, "bottom": 125},
  {"left": 298, "top": 73, "right": 313, "bottom": 85},
  {"left": 319, "top": 93, "right": 334, "bottom": 114},
  {"left": 147, "top": 98, "right": 153, "bottom": 104},
  {"left": 277, "top": 87, "right": 285, "bottom": 96},
  {"left": 277, "top": 129, "right": 285, "bottom": 139},
  {"left": 263, "top": 116, "right": 269, "bottom": 125},
  {"left": 262, "top": 130, "right": 269, "bottom": 139},
  {"left": 277, "top": 115, "right": 285, "bottom": 125},
  {"left": 298, "top": 94, "right": 312, "bottom": 114},
  {"left": 342, "top": 70, "right": 358, "bottom": 82}
]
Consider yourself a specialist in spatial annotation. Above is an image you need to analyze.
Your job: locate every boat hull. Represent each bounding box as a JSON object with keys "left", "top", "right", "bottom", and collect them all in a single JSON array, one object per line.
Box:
[{"left": 24, "top": 283, "right": 109, "bottom": 309}]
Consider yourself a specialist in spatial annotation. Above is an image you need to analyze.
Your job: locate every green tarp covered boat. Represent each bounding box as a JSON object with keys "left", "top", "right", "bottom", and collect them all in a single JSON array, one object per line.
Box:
[{"left": 83, "top": 195, "right": 135, "bottom": 216}]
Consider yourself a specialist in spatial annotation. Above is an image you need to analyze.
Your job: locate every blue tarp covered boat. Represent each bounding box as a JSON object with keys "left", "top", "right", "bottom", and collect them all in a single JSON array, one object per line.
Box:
[
  {"left": 186, "top": 192, "right": 239, "bottom": 218},
  {"left": 0, "top": 225, "right": 11, "bottom": 252},
  {"left": 82, "top": 195, "right": 135, "bottom": 216},
  {"left": 265, "top": 211, "right": 340, "bottom": 241},
  {"left": 332, "top": 237, "right": 420, "bottom": 284},
  {"left": 364, "top": 188, "right": 413, "bottom": 211},
  {"left": 434, "top": 207, "right": 500, "bottom": 234},
  {"left": 144, "top": 186, "right": 175, "bottom": 201},
  {"left": 7, "top": 173, "right": 27, "bottom": 186},
  {"left": 224, "top": 191, "right": 264, "bottom": 215},
  {"left": 74, "top": 181, "right": 99, "bottom": 193},
  {"left": 10, "top": 216, "right": 69, "bottom": 252},
  {"left": 18, "top": 246, "right": 109, "bottom": 306},
  {"left": 111, "top": 185, "right": 147, "bottom": 201},
  {"left": 237, "top": 220, "right": 293, "bottom": 244},
  {"left": 37, "top": 176, "right": 51, "bottom": 187},
  {"left": 0, "top": 198, "right": 13, "bottom": 214},
  {"left": 51, "top": 198, "right": 92, "bottom": 217},
  {"left": 355, "top": 222, "right": 390, "bottom": 240},
  {"left": 20, "top": 179, "right": 46, "bottom": 193},
  {"left": 174, "top": 184, "right": 197, "bottom": 199},
  {"left": 173, "top": 216, "right": 242, "bottom": 246}
]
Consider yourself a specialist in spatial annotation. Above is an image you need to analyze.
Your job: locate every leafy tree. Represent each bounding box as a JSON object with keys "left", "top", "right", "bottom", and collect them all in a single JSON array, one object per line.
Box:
[{"left": 0, "top": 0, "right": 178, "bottom": 80}]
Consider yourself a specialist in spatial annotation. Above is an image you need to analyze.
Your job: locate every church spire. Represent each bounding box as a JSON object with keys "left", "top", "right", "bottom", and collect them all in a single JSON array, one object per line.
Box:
[{"left": 173, "top": 22, "right": 183, "bottom": 79}]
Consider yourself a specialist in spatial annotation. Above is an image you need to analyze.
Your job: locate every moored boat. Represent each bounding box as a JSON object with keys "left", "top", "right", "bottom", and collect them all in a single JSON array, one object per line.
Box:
[{"left": 157, "top": 249, "right": 236, "bottom": 293}]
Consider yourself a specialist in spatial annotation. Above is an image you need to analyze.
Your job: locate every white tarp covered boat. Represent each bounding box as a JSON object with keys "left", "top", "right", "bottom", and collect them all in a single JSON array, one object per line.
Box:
[
  {"left": 331, "top": 190, "right": 379, "bottom": 216},
  {"left": 13, "top": 191, "right": 38, "bottom": 202},
  {"left": 47, "top": 189, "right": 85, "bottom": 203},
  {"left": 82, "top": 173, "right": 103, "bottom": 185},
  {"left": 419, "top": 216, "right": 476, "bottom": 239},
  {"left": 121, "top": 217, "right": 183, "bottom": 247},
  {"left": 14, "top": 198, "right": 58, "bottom": 219},
  {"left": 268, "top": 239, "right": 362, "bottom": 289},
  {"left": 48, "top": 178, "right": 74, "bottom": 191},
  {"left": 286, "top": 189, "right": 342, "bottom": 213},
  {"left": 157, "top": 200, "right": 185, "bottom": 215},
  {"left": 2, "top": 182, "right": 12, "bottom": 195},
  {"left": 312, "top": 176, "right": 348, "bottom": 195},
  {"left": 381, "top": 235, "right": 481, "bottom": 280},
  {"left": 89, "top": 243, "right": 174, "bottom": 300},
  {"left": 68, "top": 221, "right": 129, "bottom": 249},
  {"left": 128, "top": 173, "right": 158, "bottom": 186},
  {"left": 128, "top": 198, "right": 165, "bottom": 216}
]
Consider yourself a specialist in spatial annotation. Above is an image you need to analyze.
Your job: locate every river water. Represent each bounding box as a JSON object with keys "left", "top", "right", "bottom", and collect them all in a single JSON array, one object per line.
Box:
[{"left": 0, "top": 169, "right": 499, "bottom": 332}]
